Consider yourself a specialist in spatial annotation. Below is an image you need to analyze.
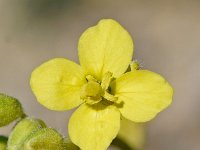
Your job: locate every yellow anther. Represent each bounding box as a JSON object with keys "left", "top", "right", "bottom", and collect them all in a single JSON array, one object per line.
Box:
[
  {"left": 130, "top": 61, "right": 140, "bottom": 71},
  {"left": 103, "top": 91, "right": 118, "bottom": 102},
  {"left": 86, "top": 75, "right": 98, "bottom": 82}
]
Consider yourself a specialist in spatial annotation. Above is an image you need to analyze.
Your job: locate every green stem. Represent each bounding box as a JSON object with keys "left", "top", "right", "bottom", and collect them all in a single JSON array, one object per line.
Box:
[{"left": 111, "top": 137, "right": 135, "bottom": 150}]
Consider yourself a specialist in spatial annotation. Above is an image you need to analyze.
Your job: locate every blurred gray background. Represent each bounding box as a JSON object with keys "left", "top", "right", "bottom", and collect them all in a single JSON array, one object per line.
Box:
[{"left": 0, "top": 0, "right": 200, "bottom": 150}]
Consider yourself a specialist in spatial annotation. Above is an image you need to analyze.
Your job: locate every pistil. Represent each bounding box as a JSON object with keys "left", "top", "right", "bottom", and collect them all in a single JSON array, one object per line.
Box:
[
  {"left": 80, "top": 81, "right": 102, "bottom": 104},
  {"left": 81, "top": 72, "right": 117, "bottom": 105}
]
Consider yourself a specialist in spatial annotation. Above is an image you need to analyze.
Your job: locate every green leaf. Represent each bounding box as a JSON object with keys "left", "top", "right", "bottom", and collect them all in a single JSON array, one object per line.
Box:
[{"left": 0, "top": 93, "right": 24, "bottom": 127}]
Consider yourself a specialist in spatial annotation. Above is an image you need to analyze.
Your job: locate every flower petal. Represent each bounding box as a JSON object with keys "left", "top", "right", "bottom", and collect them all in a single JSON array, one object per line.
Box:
[
  {"left": 30, "top": 58, "right": 86, "bottom": 111},
  {"left": 68, "top": 103, "right": 120, "bottom": 150},
  {"left": 78, "top": 19, "right": 134, "bottom": 80},
  {"left": 111, "top": 70, "right": 173, "bottom": 122}
]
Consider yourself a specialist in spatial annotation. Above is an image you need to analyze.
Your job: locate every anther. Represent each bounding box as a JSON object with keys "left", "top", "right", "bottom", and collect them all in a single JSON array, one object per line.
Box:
[
  {"left": 86, "top": 75, "right": 98, "bottom": 82},
  {"left": 130, "top": 61, "right": 140, "bottom": 71},
  {"left": 103, "top": 91, "right": 118, "bottom": 102}
]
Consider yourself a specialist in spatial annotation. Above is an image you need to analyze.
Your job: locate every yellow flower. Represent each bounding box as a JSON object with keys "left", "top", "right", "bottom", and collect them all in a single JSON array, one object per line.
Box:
[{"left": 30, "top": 19, "right": 173, "bottom": 150}]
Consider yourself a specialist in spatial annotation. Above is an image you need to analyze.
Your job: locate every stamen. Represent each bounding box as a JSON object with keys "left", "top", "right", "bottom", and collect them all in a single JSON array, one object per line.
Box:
[
  {"left": 84, "top": 97, "right": 102, "bottom": 105},
  {"left": 86, "top": 75, "right": 98, "bottom": 82},
  {"left": 103, "top": 91, "right": 118, "bottom": 102},
  {"left": 101, "top": 72, "right": 113, "bottom": 91}
]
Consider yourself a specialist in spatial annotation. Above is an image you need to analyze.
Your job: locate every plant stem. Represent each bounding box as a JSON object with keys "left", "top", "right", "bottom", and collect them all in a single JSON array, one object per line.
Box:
[{"left": 111, "top": 137, "right": 135, "bottom": 150}]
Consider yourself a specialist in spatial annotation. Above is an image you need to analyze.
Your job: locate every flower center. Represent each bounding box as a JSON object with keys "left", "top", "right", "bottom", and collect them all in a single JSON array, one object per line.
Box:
[{"left": 80, "top": 72, "right": 117, "bottom": 105}]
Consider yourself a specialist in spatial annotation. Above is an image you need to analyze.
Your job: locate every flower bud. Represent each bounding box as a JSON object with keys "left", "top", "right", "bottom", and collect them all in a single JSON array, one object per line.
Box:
[
  {"left": 22, "top": 128, "right": 66, "bottom": 150},
  {"left": 7, "top": 118, "right": 46, "bottom": 150},
  {"left": 0, "top": 93, "right": 24, "bottom": 127}
]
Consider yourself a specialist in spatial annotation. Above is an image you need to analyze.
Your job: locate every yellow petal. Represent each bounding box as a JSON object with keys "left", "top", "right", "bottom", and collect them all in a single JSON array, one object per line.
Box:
[
  {"left": 78, "top": 19, "right": 134, "bottom": 80},
  {"left": 68, "top": 103, "right": 120, "bottom": 150},
  {"left": 111, "top": 70, "right": 173, "bottom": 122},
  {"left": 30, "top": 58, "right": 86, "bottom": 111}
]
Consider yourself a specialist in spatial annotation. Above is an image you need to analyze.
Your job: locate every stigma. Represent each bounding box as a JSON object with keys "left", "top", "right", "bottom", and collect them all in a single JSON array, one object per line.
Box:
[{"left": 80, "top": 72, "right": 118, "bottom": 105}]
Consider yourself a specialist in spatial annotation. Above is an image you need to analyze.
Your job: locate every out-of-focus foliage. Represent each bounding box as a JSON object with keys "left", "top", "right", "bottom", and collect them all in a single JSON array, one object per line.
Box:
[
  {"left": 0, "top": 136, "right": 8, "bottom": 150},
  {"left": 117, "top": 118, "right": 145, "bottom": 150}
]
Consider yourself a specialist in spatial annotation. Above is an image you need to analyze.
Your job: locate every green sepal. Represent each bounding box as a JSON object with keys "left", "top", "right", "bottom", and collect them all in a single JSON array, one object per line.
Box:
[
  {"left": 22, "top": 128, "right": 66, "bottom": 150},
  {"left": 0, "top": 93, "right": 24, "bottom": 127},
  {"left": 7, "top": 118, "right": 46, "bottom": 150},
  {"left": 0, "top": 136, "right": 8, "bottom": 150}
]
